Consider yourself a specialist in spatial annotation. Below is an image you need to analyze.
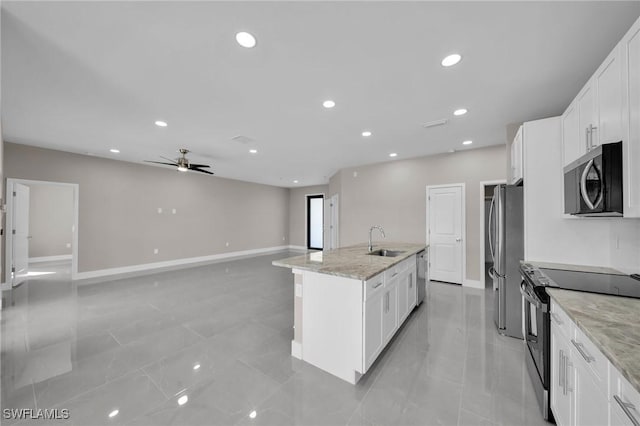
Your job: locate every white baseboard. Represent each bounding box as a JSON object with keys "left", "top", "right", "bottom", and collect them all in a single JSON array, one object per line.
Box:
[
  {"left": 288, "top": 245, "right": 308, "bottom": 252},
  {"left": 75, "top": 245, "right": 293, "bottom": 283},
  {"left": 291, "top": 340, "right": 302, "bottom": 359},
  {"left": 463, "top": 279, "right": 483, "bottom": 289},
  {"left": 29, "top": 255, "right": 72, "bottom": 263}
]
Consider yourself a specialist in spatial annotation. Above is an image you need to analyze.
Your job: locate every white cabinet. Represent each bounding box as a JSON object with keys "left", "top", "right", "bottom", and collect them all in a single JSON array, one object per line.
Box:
[
  {"left": 382, "top": 280, "right": 398, "bottom": 343},
  {"left": 406, "top": 269, "right": 417, "bottom": 313},
  {"left": 621, "top": 18, "right": 640, "bottom": 217},
  {"left": 562, "top": 101, "right": 580, "bottom": 167},
  {"left": 609, "top": 364, "right": 640, "bottom": 426},
  {"left": 551, "top": 316, "right": 574, "bottom": 426},
  {"left": 397, "top": 270, "right": 409, "bottom": 324},
  {"left": 595, "top": 48, "right": 624, "bottom": 147},
  {"left": 551, "top": 300, "right": 620, "bottom": 426},
  {"left": 510, "top": 126, "right": 523, "bottom": 184},
  {"left": 578, "top": 81, "right": 597, "bottom": 155},
  {"left": 363, "top": 288, "right": 384, "bottom": 371}
]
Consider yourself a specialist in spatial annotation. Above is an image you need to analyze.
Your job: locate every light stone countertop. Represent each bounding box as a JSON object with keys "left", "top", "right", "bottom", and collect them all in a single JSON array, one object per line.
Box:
[
  {"left": 546, "top": 288, "right": 640, "bottom": 393},
  {"left": 272, "top": 242, "right": 426, "bottom": 281},
  {"left": 522, "top": 260, "right": 624, "bottom": 275}
]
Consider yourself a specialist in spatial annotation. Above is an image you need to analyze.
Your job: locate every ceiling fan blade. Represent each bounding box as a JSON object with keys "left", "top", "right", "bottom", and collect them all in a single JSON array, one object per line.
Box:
[
  {"left": 144, "top": 160, "right": 179, "bottom": 166},
  {"left": 160, "top": 156, "right": 179, "bottom": 163},
  {"left": 188, "top": 163, "right": 210, "bottom": 168},
  {"left": 191, "top": 167, "right": 214, "bottom": 175}
]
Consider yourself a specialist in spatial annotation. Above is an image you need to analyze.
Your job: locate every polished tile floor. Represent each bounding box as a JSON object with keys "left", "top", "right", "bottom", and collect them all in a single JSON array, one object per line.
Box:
[{"left": 1, "top": 254, "right": 548, "bottom": 426}]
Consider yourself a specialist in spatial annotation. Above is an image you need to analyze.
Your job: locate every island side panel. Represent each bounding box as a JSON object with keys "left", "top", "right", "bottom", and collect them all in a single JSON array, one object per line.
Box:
[
  {"left": 292, "top": 270, "right": 303, "bottom": 359},
  {"left": 301, "top": 271, "right": 364, "bottom": 384}
]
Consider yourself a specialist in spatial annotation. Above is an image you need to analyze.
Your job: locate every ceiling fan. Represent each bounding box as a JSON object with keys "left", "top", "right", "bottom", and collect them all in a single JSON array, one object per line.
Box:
[{"left": 145, "top": 148, "right": 214, "bottom": 175}]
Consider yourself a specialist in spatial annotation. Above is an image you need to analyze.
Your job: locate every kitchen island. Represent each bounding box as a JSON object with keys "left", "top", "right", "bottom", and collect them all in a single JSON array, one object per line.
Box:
[{"left": 273, "top": 242, "right": 426, "bottom": 384}]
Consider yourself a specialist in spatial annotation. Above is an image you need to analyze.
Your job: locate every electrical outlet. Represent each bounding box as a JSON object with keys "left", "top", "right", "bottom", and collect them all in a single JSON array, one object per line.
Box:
[
  {"left": 225, "top": 242, "right": 230, "bottom": 247},
  {"left": 172, "top": 208, "right": 177, "bottom": 214},
  {"left": 157, "top": 208, "right": 162, "bottom": 214},
  {"left": 153, "top": 248, "right": 159, "bottom": 254},
  {"left": 66, "top": 243, "right": 71, "bottom": 248}
]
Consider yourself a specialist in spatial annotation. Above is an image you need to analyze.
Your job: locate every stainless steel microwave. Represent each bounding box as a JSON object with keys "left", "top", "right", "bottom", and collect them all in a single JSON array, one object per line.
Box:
[{"left": 563, "top": 141, "right": 623, "bottom": 217}]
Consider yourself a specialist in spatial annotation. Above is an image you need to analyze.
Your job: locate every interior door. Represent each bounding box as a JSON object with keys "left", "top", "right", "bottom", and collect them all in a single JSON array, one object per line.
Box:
[
  {"left": 428, "top": 186, "right": 463, "bottom": 284},
  {"left": 307, "top": 195, "right": 324, "bottom": 250},
  {"left": 12, "top": 183, "right": 30, "bottom": 287}
]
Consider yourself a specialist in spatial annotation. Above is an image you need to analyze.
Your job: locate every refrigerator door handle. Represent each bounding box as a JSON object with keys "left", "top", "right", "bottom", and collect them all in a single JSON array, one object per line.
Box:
[{"left": 488, "top": 196, "right": 495, "bottom": 264}]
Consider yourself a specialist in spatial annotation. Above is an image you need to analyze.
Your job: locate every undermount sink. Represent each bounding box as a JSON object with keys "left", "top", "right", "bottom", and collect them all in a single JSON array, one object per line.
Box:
[{"left": 367, "top": 249, "right": 405, "bottom": 257}]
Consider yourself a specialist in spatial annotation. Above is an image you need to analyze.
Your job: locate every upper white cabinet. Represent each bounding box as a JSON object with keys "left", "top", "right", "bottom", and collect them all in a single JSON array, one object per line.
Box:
[
  {"left": 621, "top": 17, "right": 640, "bottom": 217},
  {"left": 561, "top": 15, "right": 640, "bottom": 217},
  {"left": 510, "top": 125, "right": 523, "bottom": 184}
]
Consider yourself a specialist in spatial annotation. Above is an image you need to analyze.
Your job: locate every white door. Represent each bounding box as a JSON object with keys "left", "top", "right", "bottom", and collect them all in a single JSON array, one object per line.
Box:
[
  {"left": 428, "top": 185, "right": 463, "bottom": 284},
  {"left": 11, "top": 183, "right": 30, "bottom": 287},
  {"left": 328, "top": 194, "right": 339, "bottom": 250}
]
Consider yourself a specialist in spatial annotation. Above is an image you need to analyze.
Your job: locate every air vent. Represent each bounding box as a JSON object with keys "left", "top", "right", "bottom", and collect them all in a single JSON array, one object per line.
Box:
[
  {"left": 422, "top": 118, "right": 449, "bottom": 129},
  {"left": 231, "top": 135, "right": 254, "bottom": 144}
]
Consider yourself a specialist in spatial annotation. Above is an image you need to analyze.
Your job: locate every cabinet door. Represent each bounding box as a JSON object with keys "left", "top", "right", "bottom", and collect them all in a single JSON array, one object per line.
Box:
[
  {"left": 397, "top": 271, "right": 409, "bottom": 323},
  {"left": 596, "top": 48, "right": 624, "bottom": 147},
  {"left": 578, "top": 81, "right": 597, "bottom": 155},
  {"left": 562, "top": 102, "right": 580, "bottom": 166},
  {"left": 551, "top": 324, "right": 573, "bottom": 426},
  {"left": 407, "top": 270, "right": 417, "bottom": 311},
  {"left": 363, "top": 290, "right": 384, "bottom": 371},
  {"left": 622, "top": 20, "right": 640, "bottom": 217},
  {"left": 510, "top": 127, "right": 523, "bottom": 183},
  {"left": 574, "top": 359, "right": 609, "bottom": 426},
  {"left": 382, "top": 283, "right": 398, "bottom": 343}
]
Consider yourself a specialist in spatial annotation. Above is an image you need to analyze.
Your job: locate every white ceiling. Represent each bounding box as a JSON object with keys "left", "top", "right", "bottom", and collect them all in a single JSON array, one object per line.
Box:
[{"left": 3, "top": 1, "right": 640, "bottom": 187}]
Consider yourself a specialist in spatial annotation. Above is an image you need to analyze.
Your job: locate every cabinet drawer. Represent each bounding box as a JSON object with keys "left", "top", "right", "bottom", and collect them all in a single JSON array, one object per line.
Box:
[
  {"left": 384, "top": 263, "right": 404, "bottom": 282},
  {"left": 609, "top": 364, "right": 640, "bottom": 426},
  {"left": 550, "top": 300, "right": 573, "bottom": 338},
  {"left": 364, "top": 273, "right": 385, "bottom": 300},
  {"left": 571, "top": 325, "right": 608, "bottom": 387}
]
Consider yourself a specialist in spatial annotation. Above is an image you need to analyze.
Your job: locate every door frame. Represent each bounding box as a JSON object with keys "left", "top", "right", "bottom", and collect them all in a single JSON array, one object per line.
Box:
[
  {"left": 479, "top": 180, "right": 507, "bottom": 289},
  {"left": 305, "top": 193, "right": 325, "bottom": 250},
  {"left": 426, "top": 183, "right": 465, "bottom": 285},
  {"left": 4, "top": 179, "right": 80, "bottom": 287},
  {"left": 328, "top": 193, "right": 339, "bottom": 250}
]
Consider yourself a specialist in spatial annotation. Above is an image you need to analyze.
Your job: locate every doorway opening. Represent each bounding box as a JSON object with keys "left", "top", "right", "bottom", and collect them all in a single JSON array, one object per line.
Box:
[
  {"left": 5, "top": 179, "right": 79, "bottom": 289},
  {"left": 479, "top": 180, "right": 506, "bottom": 289},
  {"left": 306, "top": 194, "right": 324, "bottom": 250}
]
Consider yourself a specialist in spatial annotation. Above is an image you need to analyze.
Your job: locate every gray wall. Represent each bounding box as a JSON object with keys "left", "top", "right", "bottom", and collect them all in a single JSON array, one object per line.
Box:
[
  {"left": 27, "top": 184, "right": 74, "bottom": 258},
  {"left": 288, "top": 185, "right": 329, "bottom": 248},
  {"left": 333, "top": 145, "right": 506, "bottom": 281},
  {"left": 4, "top": 143, "right": 289, "bottom": 273}
]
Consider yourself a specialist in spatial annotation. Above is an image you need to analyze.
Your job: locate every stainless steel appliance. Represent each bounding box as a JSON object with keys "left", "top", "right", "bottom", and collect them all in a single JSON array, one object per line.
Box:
[
  {"left": 416, "top": 249, "right": 427, "bottom": 306},
  {"left": 520, "top": 263, "right": 640, "bottom": 421},
  {"left": 564, "top": 141, "right": 623, "bottom": 216},
  {"left": 489, "top": 184, "right": 524, "bottom": 339}
]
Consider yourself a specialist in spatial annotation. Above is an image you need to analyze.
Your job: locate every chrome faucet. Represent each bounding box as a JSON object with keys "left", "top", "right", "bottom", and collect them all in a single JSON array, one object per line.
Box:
[{"left": 368, "top": 226, "right": 386, "bottom": 252}]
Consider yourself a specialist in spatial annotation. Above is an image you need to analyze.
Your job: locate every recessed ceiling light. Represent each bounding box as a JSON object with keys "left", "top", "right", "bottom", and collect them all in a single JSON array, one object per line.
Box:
[
  {"left": 322, "top": 100, "right": 335, "bottom": 109},
  {"left": 249, "top": 149, "right": 258, "bottom": 154},
  {"left": 177, "top": 395, "right": 189, "bottom": 406},
  {"left": 441, "top": 54, "right": 462, "bottom": 67},
  {"left": 448, "top": 149, "right": 456, "bottom": 153},
  {"left": 293, "top": 180, "right": 299, "bottom": 184},
  {"left": 108, "top": 410, "right": 119, "bottom": 418},
  {"left": 389, "top": 153, "right": 398, "bottom": 158},
  {"left": 453, "top": 108, "right": 467, "bottom": 116},
  {"left": 236, "top": 32, "right": 257, "bottom": 48},
  {"left": 362, "top": 131, "right": 372, "bottom": 137},
  {"left": 110, "top": 148, "right": 120, "bottom": 153},
  {"left": 193, "top": 364, "right": 201, "bottom": 370},
  {"left": 177, "top": 166, "right": 188, "bottom": 172},
  {"left": 155, "top": 120, "right": 168, "bottom": 127},
  {"left": 463, "top": 140, "right": 473, "bottom": 145},
  {"left": 249, "top": 411, "right": 257, "bottom": 419}
]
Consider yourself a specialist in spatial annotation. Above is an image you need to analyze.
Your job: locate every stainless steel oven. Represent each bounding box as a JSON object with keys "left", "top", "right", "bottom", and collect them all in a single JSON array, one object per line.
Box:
[{"left": 520, "top": 265, "right": 552, "bottom": 421}]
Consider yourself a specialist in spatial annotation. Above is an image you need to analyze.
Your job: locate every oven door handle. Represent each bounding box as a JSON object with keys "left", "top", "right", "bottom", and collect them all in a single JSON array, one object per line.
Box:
[{"left": 520, "top": 281, "right": 542, "bottom": 309}]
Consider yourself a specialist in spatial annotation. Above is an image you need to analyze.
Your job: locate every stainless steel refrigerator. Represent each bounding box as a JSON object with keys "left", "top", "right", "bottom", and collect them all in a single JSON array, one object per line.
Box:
[{"left": 489, "top": 184, "right": 524, "bottom": 339}]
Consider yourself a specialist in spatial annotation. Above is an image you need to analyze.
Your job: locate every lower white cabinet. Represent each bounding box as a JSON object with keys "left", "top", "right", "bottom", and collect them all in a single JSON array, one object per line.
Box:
[
  {"left": 551, "top": 300, "right": 635, "bottom": 426},
  {"left": 382, "top": 280, "right": 398, "bottom": 343},
  {"left": 363, "top": 288, "right": 384, "bottom": 371}
]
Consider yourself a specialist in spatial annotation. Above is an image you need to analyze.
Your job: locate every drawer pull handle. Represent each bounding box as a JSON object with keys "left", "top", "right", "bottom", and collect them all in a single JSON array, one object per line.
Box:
[
  {"left": 571, "top": 339, "right": 594, "bottom": 363},
  {"left": 551, "top": 312, "right": 563, "bottom": 325},
  {"left": 372, "top": 281, "right": 383, "bottom": 289},
  {"left": 614, "top": 395, "right": 640, "bottom": 426},
  {"left": 391, "top": 272, "right": 398, "bottom": 278}
]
